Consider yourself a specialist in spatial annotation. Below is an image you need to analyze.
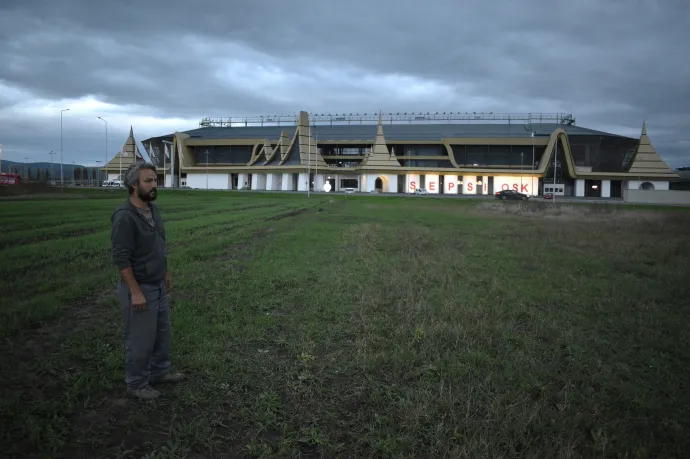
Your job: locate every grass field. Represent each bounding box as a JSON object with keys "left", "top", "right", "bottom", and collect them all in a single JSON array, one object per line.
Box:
[{"left": 1, "top": 189, "right": 689, "bottom": 458}]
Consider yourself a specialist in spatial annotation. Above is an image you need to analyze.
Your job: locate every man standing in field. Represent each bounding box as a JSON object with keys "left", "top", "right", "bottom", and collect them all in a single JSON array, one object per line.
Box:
[{"left": 111, "top": 162, "right": 184, "bottom": 400}]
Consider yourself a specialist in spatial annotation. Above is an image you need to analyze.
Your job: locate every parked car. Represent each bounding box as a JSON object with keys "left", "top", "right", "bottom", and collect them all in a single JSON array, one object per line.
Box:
[
  {"left": 344, "top": 188, "right": 355, "bottom": 194},
  {"left": 543, "top": 192, "right": 554, "bottom": 200},
  {"left": 495, "top": 190, "right": 529, "bottom": 200},
  {"left": 414, "top": 188, "right": 428, "bottom": 195}
]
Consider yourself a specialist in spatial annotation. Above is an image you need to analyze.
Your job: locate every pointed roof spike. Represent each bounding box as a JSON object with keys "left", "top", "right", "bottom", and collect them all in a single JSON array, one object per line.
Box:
[
  {"left": 102, "top": 124, "right": 145, "bottom": 171},
  {"left": 628, "top": 120, "right": 675, "bottom": 175},
  {"left": 360, "top": 116, "right": 400, "bottom": 169}
]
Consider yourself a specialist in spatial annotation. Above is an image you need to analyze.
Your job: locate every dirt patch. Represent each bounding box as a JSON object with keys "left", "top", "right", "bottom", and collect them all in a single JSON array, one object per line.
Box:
[
  {"left": 1, "top": 289, "right": 116, "bottom": 365},
  {"left": 473, "top": 201, "right": 680, "bottom": 222},
  {"left": 0, "top": 192, "right": 92, "bottom": 200},
  {"left": 265, "top": 207, "right": 310, "bottom": 221},
  {"left": 344, "top": 222, "right": 381, "bottom": 257},
  {"left": 0, "top": 288, "right": 120, "bottom": 452}
]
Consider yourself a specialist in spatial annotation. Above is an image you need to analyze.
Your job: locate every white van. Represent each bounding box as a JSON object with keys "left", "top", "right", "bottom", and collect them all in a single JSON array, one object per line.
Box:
[{"left": 102, "top": 180, "right": 123, "bottom": 187}]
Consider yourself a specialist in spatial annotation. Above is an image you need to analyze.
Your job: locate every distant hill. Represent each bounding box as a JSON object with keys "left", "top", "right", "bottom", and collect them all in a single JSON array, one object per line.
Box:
[{"left": 0, "top": 160, "right": 105, "bottom": 182}]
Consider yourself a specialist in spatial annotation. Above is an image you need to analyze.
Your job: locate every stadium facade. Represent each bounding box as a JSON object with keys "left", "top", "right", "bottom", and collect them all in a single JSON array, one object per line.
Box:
[{"left": 102, "top": 111, "right": 679, "bottom": 197}]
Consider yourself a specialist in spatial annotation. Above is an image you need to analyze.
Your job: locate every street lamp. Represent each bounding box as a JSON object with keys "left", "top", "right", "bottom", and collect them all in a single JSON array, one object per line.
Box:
[
  {"left": 205, "top": 149, "right": 209, "bottom": 189},
  {"left": 49, "top": 150, "right": 56, "bottom": 182},
  {"left": 96, "top": 160, "right": 102, "bottom": 185},
  {"left": 60, "top": 108, "right": 70, "bottom": 189},
  {"left": 161, "top": 140, "right": 174, "bottom": 188},
  {"left": 98, "top": 117, "right": 108, "bottom": 184},
  {"left": 532, "top": 132, "right": 535, "bottom": 196}
]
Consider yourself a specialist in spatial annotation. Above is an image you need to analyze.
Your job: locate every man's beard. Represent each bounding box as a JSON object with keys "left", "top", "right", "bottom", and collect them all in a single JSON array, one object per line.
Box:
[{"left": 138, "top": 187, "right": 157, "bottom": 201}]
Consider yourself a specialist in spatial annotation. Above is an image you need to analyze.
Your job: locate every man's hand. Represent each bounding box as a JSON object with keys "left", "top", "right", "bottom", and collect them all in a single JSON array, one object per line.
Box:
[
  {"left": 131, "top": 290, "right": 147, "bottom": 311},
  {"left": 165, "top": 271, "right": 172, "bottom": 292}
]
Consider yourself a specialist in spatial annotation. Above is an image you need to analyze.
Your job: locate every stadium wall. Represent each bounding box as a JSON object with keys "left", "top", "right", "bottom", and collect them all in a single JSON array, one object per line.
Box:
[{"left": 623, "top": 190, "right": 690, "bottom": 205}]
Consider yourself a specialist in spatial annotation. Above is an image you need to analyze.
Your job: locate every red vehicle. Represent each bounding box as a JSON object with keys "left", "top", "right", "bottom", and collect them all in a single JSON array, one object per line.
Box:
[
  {"left": 0, "top": 173, "right": 21, "bottom": 185},
  {"left": 543, "top": 192, "right": 553, "bottom": 200}
]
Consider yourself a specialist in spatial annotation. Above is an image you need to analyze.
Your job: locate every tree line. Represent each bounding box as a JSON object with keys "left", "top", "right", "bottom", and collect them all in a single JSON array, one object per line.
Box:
[{"left": 5, "top": 166, "right": 104, "bottom": 184}]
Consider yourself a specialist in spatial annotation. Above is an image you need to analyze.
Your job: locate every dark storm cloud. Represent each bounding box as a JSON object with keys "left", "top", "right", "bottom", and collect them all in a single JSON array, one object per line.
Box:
[{"left": 0, "top": 0, "right": 688, "bottom": 167}]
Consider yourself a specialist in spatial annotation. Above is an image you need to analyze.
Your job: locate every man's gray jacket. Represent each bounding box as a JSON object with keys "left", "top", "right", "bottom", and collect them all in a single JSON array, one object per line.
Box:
[{"left": 111, "top": 199, "right": 168, "bottom": 284}]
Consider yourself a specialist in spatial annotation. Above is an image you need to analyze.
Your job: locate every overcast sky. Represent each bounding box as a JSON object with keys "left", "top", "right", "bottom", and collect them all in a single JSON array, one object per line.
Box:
[{"left": 1, "top": 0, "right": 688, "bottom": 168}]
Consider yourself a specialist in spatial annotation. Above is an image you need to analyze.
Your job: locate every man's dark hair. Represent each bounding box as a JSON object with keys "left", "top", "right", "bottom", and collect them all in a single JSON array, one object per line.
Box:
[{"left": 124, "top": 161, "right": 157, "bottom": 194}]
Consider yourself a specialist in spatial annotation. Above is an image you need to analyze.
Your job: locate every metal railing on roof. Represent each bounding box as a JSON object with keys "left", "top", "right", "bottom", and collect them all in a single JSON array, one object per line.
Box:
[{"left": 199, "top": 112, "right": 576, "bottom": 128}]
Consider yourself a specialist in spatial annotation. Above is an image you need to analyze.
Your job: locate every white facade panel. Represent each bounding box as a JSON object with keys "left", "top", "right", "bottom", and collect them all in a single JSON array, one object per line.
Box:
[
  {"left": 601, "top": 180, "right": 611, "bottom": 198},
  {"left": 627, "top": 180, "right": 669, "bottom": 191},
  {"left": 575, "top": 179, "right": 585, "bottom": 197},
  {"left": 424, "top": 174, "right": 440, "bottom": 194},
  {"left": 186, "top": 173, "right": 230, "bottom": 189},
  {"left": 406, "top": 174, "right": 420, "bottom": 193},
  {"left": 387, "top": 174, "right": 398, "bottom": 194},
  {"left": 238, "top": 173, "right": 249, "bottom": 189},
  {"left": 493, "top": 175, "right": 539, "bottom": 196},
  {"left": 444, "top": 175, "right": 459, "bottom": 194},
  {"left": 480, "top": 176, "right": 489, "bottom": 195},
  {"left": 314, "top": 174, "right": 326, "bottom": 192},
  {"left": 298, "top": 173, "right": 309, "bottom": 191},
  {"left": 462, "top": 176, "right": 477, "bottom": 194},
  {"left": 252, "top": 173, "right": 267, "bottom": 190},
  {"left": 281, "top": 173, "right": 294, "bottom": 191}
]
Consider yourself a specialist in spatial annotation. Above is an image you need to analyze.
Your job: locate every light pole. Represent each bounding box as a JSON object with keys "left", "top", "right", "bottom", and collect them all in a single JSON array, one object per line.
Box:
[
  {"left": 553, "top": 136, "right": 558, "bottom": 203},
  {"left": 60, "top": 108, "right": 70, "bottom": 189},
  {"left": 531, "top": 132, "right": 535, "bottom": 196},
  {"left": 162, "top": 140, "right": 174, "bottom": 188},
  {"left": 49, "top": 150, "right": 56, "bottom": 182},
  {"left": 96, "top": 160, "right": 102, "bottom": 185},
  {"left": 205, "top": 149, "right": 209, "bottom": 189},
  {"left": 23, "top": 156, "right": 29, "bottom": 179},
  {"left": 520, "top": 152, "right": 524, "bottom": 190},
  {"left": 98, "top": 117, "right": 108, "bottom": 184}
]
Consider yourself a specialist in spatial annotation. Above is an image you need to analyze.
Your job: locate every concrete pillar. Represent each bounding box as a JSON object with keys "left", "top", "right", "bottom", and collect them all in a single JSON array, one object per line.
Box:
[
  {"left": 265, "top": 173, "right": 274, "bottom": 191},
  {"left": 601, "top": 180, "right": 611, "bottom": 198},
  {"left": 575, "top": 179, "right": 585, "bottom": 197}
]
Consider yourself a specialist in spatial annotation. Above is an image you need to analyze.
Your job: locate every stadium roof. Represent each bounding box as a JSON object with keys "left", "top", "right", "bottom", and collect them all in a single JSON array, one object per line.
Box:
[{"left": 144, "top": 123, "right": 631, "bottom": 143}]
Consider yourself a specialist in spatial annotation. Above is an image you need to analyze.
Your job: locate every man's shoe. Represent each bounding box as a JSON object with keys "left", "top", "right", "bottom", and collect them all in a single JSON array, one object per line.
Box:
[
  {"left": 127, "top": 385, "right": 161, "bottom": 400},
  {"left": 150, "top": 371, "right": 186, "bottom": 385}
]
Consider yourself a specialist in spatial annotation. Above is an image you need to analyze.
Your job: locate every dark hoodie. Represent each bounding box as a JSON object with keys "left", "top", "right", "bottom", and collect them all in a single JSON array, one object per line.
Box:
[{"left": 110, "top": 199, "right": 168, "bottom": 284}]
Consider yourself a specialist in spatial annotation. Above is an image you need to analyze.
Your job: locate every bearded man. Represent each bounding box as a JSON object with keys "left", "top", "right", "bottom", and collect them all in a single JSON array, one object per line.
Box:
[{"left": 110, "top": 161, "right": 184, "bottom": 400}]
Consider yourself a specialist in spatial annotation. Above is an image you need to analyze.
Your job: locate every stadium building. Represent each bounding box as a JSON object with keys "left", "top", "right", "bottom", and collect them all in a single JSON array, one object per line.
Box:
[{"left": 104, "top": 111, "right": 679, "bottom": 197}]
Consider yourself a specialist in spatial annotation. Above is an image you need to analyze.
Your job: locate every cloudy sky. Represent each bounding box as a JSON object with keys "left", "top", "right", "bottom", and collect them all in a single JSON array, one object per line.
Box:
[{"left": 1, "top": 0, "right": 688, "bottom": 168}]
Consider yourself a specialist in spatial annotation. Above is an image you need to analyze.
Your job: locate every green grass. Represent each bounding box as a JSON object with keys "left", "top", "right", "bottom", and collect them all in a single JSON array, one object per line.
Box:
[{"left": 1, "top": 189, "right": 689, "bottom": 458}]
